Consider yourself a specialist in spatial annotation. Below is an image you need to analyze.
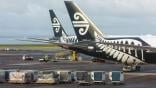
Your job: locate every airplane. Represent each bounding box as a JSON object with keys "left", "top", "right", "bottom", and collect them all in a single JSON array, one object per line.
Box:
[
  {"left": 49, "top": 9, "right": 79, "bottom": 44},
  {"left": 64, "top": 1, "right": 156, "bottom": 71},
  {"left": 21, "top": 6, "right": 156, "bottom": 71},
  {"left": 48, "top": 10, "right": 110, "bottom": 62},
  {"left": 23, "top": 10, "right": 78, "bottom": 44},
  {"left": 48, "top": 10, "right": 104, "bottom": 58}
]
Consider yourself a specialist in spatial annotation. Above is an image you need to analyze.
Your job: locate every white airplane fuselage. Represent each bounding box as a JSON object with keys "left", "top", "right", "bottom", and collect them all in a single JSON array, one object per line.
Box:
[{"left": 105, "top": 35, "right": 156, "bottom": 47}]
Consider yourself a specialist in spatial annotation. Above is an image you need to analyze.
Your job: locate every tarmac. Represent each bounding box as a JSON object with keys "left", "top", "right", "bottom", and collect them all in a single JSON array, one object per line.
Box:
[{"left": 0, "top": 49, "right": 156, "bottom": 88}]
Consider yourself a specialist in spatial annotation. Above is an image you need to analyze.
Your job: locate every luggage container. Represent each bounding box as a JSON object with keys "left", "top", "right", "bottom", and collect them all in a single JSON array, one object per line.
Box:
[
  {"left": 109, "top": 71, "right": 124, "bottom": 85},
  {"left": 9, "top": 70, "right": 34, "bottom": 83},
  {"left": 74, "top": 71, "right": 91, "bottom": 85},
  {"left": 57, "top": 70, "right": 72, "bottom": 83},
  {"left": 90, "top": 71, "right": 106, "bottom": 84},
  {"left": 0, "top": 70, "right": 6, "bottom": 83},
  {"left": 5, "top": 69, "right": 16, "bottom": 81},
  {"left": 25, "top": 70, "right": 38, "bottom": 82},
  {"left": 36, "top": 70, "right": 58, "bottom": 84},
  {"left": 0, "top": 69, "right": 17, "bottom": 83}
]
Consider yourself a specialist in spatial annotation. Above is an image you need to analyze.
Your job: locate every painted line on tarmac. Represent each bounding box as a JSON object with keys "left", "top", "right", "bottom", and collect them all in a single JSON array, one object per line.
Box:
[
  {"left": 125, "top": 73, "right": 156, "bottom": 76},
  {"left": 10, "top": 62, "right": 44, "bottom": 66}
]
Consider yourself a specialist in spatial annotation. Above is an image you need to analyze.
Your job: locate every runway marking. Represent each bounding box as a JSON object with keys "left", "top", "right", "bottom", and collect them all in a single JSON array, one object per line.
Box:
[
  {"left": 149, "top": 70, "right": 156, "bottom": 72},
  {"left": 125, "top": 73, "right": 156, "bottom": 76},
  {"left": 10, "top": 62, "right": 43, "bottom": 66}
]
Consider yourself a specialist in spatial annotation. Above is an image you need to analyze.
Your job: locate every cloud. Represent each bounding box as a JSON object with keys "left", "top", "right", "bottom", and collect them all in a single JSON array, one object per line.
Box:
[
  {"left": 74, "top": 0, "right": 156, "bottom": 35},
  {"left": 76, "top": 0, "right": 156, "bottom": 17},
  {"left": 0, "top": 0, "right": 156, "bottom": 39}
]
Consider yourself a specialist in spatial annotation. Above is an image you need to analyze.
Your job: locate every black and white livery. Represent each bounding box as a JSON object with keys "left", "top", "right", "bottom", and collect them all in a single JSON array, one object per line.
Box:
[
  {"left": 64, "top": 1, "right": 156, "bottom": 71},
  {"left": 49, "top": 9, "right": 78, "bottom": 44}
]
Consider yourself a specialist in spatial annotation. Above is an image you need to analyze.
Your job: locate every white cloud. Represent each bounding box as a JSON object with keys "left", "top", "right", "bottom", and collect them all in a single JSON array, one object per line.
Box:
[
  {"left": 74, "top": 0, "right": 156, "bottom": 34},
  {"left": 75, "top": 0, "right": 156, "bottom": 17},
  {"left": 0, "top": 0, "right": 156, "bottom": 38}
]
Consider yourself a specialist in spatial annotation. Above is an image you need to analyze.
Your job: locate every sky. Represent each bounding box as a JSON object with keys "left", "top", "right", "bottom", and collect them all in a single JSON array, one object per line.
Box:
[{"left": 0, "top": 0, "right": 156, "bottom": 39}]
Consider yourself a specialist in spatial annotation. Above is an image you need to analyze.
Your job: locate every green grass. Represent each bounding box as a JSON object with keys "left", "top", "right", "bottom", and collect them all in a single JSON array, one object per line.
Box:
[{"left": 0, "top": 44, "right": 59, "bottom": 50}]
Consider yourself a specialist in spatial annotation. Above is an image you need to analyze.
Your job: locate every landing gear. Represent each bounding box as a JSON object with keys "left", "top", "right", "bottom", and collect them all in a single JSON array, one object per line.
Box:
[{"left": 122, "top": 65, "right": 141, "bottom": 72}]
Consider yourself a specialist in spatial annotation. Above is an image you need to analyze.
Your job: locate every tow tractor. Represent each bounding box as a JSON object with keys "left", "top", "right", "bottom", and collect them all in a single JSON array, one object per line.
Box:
[
  {"left": 122, "top": 65, "right": 141, "bottom": 72},
  {"left": 22, "top": 54, "right": 33, "bottom": 61},
  {"left": 39, "top": 55, "right": 50, "bottom": 62}
]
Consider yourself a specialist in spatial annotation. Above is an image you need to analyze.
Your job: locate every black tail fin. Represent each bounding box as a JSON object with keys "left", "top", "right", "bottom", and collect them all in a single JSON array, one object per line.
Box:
[
  {"left": 64, "top": 1, "right": 104, "bottom": 42},
  {"left": 49, "top": 10, "right": 68, "bottom": 38}
]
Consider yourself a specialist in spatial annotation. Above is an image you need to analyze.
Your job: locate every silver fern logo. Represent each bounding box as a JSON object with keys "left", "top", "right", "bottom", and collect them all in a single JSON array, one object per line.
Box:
[
  {"left": 52, "top": 17, "right": 60, "bottom": 33},
  {"left": 72, "top": 12, "right": 89, "bottom": 36}
]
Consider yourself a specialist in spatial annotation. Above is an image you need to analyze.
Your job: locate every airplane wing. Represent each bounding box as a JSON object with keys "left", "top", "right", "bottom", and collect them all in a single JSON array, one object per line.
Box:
[
  {"left": 27, "top": 37, "right": 58, "bottom": 42},
  {"left": 16, "top": 39, "right": 50, "bottom": 43},
  {"left": 53, "top": 42, "right": 90, "bottom": 49},
  {"left": 27, "top": 38, "right": 50, "bottom": 41},
  {"left": 16, "top": 37, "right": 59, "bottom": 44},
  {"left": 17, "top": 39, "right": 86, "bottom": 49}
]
